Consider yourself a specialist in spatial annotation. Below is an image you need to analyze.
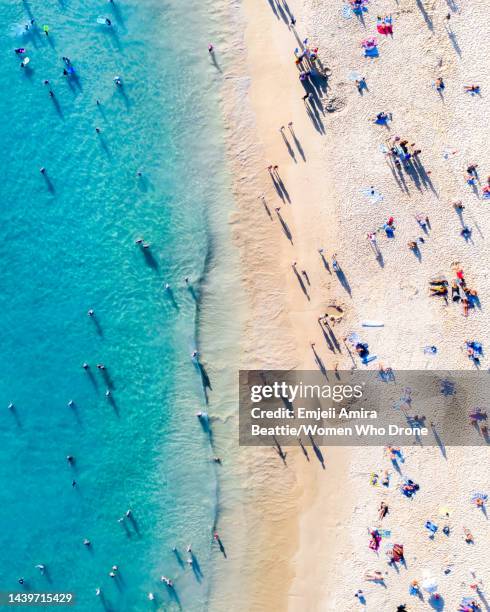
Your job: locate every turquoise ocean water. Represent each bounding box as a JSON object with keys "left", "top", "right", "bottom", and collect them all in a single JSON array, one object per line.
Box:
[{"left": 0, "top": 0, "right": 235, "bottom": 609}]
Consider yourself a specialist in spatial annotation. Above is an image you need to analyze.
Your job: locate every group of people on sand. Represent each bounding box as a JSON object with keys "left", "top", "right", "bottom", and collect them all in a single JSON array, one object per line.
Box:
[
  {"left": 361, "top": 444, "right": 488, "bottom": 608},
  {"left": 261, "top": 3, "right": 488, "bottom": 610}
]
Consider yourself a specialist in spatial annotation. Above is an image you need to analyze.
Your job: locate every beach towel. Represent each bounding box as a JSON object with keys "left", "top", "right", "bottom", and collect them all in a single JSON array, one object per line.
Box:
[
  {"left": 348, "top": 70, "right": 363, "bottom": 81},
  {"left": 362, "top": 354, "right": 377, "bottom": 364},
  {"left": 341, "top": 4, "right": 353, "bottom": 19},
  {"left": 360, "top": 187, "right": 383, "bottom": 203},
  {"left": 364, "top": 46, "right": 379, "bottom": 58},
  {"left": 346, "top": 332, "right": 361, "bottom": 344}
]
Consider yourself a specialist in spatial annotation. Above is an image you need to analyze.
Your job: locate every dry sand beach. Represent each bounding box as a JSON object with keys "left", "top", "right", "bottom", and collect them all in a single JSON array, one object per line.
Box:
[{"left": 212, "top": 0, "right": 489, "bottom": 609}]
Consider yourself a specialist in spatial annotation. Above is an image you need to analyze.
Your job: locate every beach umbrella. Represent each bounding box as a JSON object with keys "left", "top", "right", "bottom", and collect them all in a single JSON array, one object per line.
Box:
[{"left": 421, "top": 577, "right": 438, "bottom": 593}]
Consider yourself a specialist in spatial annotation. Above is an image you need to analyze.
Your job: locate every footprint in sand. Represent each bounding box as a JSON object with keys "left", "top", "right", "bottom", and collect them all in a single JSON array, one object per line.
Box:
[
  {"left": 324, "top": 96, "right": 347, "bottom": 114},
  {"left": 399, "top": 281, "right": 419, "bottom": 298}
]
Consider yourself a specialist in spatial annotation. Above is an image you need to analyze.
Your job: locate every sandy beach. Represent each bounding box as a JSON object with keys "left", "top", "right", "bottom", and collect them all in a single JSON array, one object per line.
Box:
[{"left": 215, "top": 0, "right": 490, "bottom": 609}]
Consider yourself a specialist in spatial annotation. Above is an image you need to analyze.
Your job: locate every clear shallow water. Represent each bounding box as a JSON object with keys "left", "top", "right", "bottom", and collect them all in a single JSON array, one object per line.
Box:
[{"left": 0, "top": 0, "right": 233, "bottom": 609}]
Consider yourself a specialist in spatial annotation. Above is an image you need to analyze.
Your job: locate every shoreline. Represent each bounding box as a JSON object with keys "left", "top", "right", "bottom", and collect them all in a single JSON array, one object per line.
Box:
[{"left": 211, "top": 0, "right": 361, "bottom": 609}]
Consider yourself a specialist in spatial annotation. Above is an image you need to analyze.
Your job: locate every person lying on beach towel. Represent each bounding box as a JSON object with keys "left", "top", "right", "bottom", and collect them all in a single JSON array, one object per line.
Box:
[
  {"left": 387, "top": 543, "right": 404, "bottom": 563},
  {"left": 401, "top": 479, "right": 419, "bottom": 497},
  {"left": 368, "top": 529, "right": 382, "bottom": 551},
  {"left": 377, "top": 15, "right": 393, "bottom": 35}
]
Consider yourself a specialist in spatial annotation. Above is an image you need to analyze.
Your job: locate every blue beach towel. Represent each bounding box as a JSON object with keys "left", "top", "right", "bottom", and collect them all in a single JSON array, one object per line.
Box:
[
  {"left": 341, "top": 4, "right": 353, "bottom": 18},
  {"left": 364, "top": 46, "right": 379, "bottom": 58}
]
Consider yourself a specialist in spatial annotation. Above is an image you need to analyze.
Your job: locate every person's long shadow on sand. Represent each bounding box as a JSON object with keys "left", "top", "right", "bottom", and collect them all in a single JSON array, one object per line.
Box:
[
  {"left": 411, "top": 156, "right": 438, "bottom": 196},
  {"left": 292, "top": 264, "right": 310, "bottom": 301},
  {"left": 334, "top": 267, "right": 352, "bottom": 296},
  {"left": 288, "top": 124, "right": 306, "bottom": 161},
  {"left": 323, "top": 319, "right": 341, "bottom": 352},
  {"left": 270, "top": 169, "right": 291, "bottom": 203},
  {"left": 198, "top": 362, "right": 212, "bottom": 403},
  {"left": 305, "top": 100, "right": 325, "bottom": 134},
  {"left": 319, "top": 250, "right": 331, "bottom": 273},
  {"left": 215, "top": 535, "right": 227, "bottom": 558},
  {"left": 266, "top": 0, "right": 279, "bottom": 18},
  {"left": 273, "top": 0, "right": 290, "bottom": 24},
  {"left": 280, "top": 129, "right": 297, "bottom": 162},
  {"left": 209, "top": 49, "right": 222, "bottom": 73},
  {"left": 447, "top": 29, "right": 462, "bottom": 56},
  {"left": 415, "top": 0, "right": 434, "bottom": 30},
  {"left": 275, "top": 208, "right": 293, "bottom": 244},
  {"left": 431, "top": 424, "right": 447, "bottom": 459},
  {"left": 298, "top": 437, "right": 310, "bottom": 461},
  {"left": 318, "top": 318, "right": 335, "bottom": 353},
  {"left": 311, "top": 343, "right": 328, "bottom": 378},
  {"left": 273, "top": 435, "right": 287, "bottom": 464},
  {"left": 308, "top": 434, "right": 325, "bottom": 468}
]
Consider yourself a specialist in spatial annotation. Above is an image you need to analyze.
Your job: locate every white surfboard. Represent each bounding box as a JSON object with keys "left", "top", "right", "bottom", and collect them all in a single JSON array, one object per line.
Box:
[{"left": 361, "top": 320, "right": 384, "bottom": 327}]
